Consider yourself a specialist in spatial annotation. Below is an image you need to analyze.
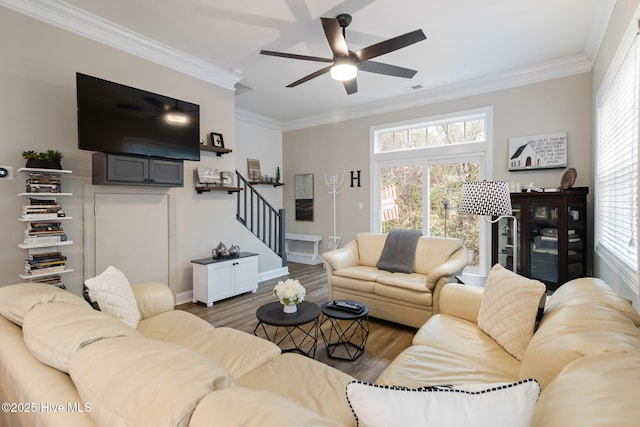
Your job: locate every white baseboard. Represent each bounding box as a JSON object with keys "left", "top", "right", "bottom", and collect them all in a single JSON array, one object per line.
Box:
[
  {"left": 258, "top": 266, "right": 289, "bottom": 283},
  {"left": 175, "top": 290, "right": 193, "bottom": 306}
]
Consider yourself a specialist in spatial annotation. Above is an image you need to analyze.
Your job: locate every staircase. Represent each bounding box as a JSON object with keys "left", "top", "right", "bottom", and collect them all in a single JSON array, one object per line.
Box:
[{"left": 235, "top": 171, "right": 286, "bottom": 267}]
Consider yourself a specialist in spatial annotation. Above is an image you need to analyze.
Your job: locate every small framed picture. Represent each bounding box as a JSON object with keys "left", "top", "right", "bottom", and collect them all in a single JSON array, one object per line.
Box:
[
  {"left": 210, "top": 132, "right": 224, "bottom": 148},
  {"left": 534, "top": 206, "right": 548, "bottom": 219}
]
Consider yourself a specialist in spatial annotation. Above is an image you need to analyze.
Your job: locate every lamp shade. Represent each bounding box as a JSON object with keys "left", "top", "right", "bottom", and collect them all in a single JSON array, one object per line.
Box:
[{"left": 459, "top": 181, "right": 512, "bottom": 216}]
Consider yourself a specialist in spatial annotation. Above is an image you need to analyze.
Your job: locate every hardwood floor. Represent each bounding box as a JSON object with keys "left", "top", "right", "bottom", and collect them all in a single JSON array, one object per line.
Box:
[{"left": 178, "top": 262, "right": 416, "bottom": 383}]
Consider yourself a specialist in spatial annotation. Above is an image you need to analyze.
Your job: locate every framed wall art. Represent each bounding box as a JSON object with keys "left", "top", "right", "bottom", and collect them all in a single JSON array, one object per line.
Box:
[
  {"left": 295, "top": 173, "right": 314, "bottom": 221},
  {"left": 210, "top": 132, "right": 224, "bottom": 148},
  {"left": 508, "top": 131, "right": 567, "bottom": 171}
]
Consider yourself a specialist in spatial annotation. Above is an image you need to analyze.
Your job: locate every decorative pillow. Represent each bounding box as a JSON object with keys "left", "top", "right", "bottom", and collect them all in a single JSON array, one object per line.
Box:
[
  {"left": 84, "top": 266, "right": 140, "bottom": 328},
  {"left": 0, "top": 282, "right": 86, "bottom": 326},
  {"left": 22, "top": 301, "right": 141, "bottom": 373},
  {"left": 477, "top": 264, "right": 546, "bottom": 360},
  {"left": 346, "top": 379, "right": 540, "bottom": 427}
]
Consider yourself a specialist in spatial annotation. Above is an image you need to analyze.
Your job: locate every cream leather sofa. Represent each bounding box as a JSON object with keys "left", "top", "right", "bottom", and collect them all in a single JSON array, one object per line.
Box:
[
  {"left": 0, "top": 282, "right": 355, "bottom": 427},
  {"left": 375, "top": 277, "right": 640, "bottom": 426},
  {"left": 323, "top": 232, "right": 468, "bottom": 328}
]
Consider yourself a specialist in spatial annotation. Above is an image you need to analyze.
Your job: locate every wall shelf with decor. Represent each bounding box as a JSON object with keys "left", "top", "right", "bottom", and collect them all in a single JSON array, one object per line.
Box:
[
  {"left": 249, "top": 181, "right": 284, "bottom": 187},
  {"left": 17, "top": 168, "right": 74, "bottom": 288},
  {"left": 200, "top": 145, "right": 232, "bottom": 157},
  {"left": 195, "top": 184, "right": 242, "bottom": 195}
]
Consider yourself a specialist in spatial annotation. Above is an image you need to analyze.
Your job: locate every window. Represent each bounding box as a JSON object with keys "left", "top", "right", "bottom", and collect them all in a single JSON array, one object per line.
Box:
[
  {"left": 596, "top": 33, "right": 639, "bottom": 293},
  {"left": 371, "top": 108, "right": 493, "bottom": 275}
]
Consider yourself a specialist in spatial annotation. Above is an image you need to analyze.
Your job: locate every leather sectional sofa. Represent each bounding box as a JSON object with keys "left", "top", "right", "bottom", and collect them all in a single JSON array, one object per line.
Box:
[
  {"left": 0, "top": 281, "right": 354, "bottom": 427},
  {"left": 323, "top": 232, "right": 468, "bottom": 327},
  {"left": 1, "top": 270, "right": 639, "bottom": 426}
]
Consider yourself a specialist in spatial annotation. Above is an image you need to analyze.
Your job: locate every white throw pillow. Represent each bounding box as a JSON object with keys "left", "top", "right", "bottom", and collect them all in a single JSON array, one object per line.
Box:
[
  {"left": 477, "top": 264, "right": 546, "bottom": 360},
  {"left": 346, "top": 379, "right": 540, "bottom": 427},
  {"left": 84, "top": 266, "right": 140, "bottom": 328}
]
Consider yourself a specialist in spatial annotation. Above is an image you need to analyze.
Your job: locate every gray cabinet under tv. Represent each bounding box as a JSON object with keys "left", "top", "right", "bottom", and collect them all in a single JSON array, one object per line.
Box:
[{"left": 92, "top": 153, "right": 183, "bottom": 187}]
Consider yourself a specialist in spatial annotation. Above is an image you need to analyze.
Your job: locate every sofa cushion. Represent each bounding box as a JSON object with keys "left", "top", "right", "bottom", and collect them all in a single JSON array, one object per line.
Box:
[
  {"left": 376, "top": 272, "right": 429, "bottom": 292},
  {"left": 0, "top": 282, "right": 86, "bottom": 326},
  {"left": 413, "top": 236, "right": 464, "bottom": 276},
  {"left": 412, "top": 314, "right": 520, "bottom": 375},
  {"left": 131, "top": 281, "right": 175, "bottom": 319},
  {"left": 376, "top": 344, "right": 520, "bottom": 387},
  {"left": 530, "top": 354, "right": 640, "bottom": 427},
  {"left": 0, "top": 315, "right": 97, "bottom": 427},
  {"left": 238, "top": 353, "right": 356, "bottom": 426},
  {"left": 189, "top": 387, "right": 346, "bottom": 427},
  {"left": 355, "top": 232, "right": 388, "bottom": 267},
  {"left": 346, "top": 379, "right": 540, "bottom": 427},
  {"left": 520, "top": 302, "right": 640, "bottom": 389},
  {"left": 477, "top": 264, "right": 546, "bottom": 360},
  {"left": 22, "top": 301, "right": 141, "bottom": 373},
  {"left": 70, "top": 337, "right": 235, "bottom": 427},
  {"left": 84, "top": 265, "right": 141, "bottom": 327},
  {"left": 333, "top": 265, "right": 392, "bottom": 283},
  {"left": 545, "top": 277, "right": 640, "bottom": 326},
  {"left": 139, "top": 311, "right": 281, "bottom": 378}
]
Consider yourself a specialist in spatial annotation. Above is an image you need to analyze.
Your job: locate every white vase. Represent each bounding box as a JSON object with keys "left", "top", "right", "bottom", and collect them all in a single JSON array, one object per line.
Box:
[{"left": 283, "top": 303, "right": 297, "bottom": 314}]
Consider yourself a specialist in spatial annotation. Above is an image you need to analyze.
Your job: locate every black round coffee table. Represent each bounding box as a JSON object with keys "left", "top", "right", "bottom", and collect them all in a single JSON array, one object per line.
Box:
[
  {"left": 320, "top": 300, "right": 369, "bottom": 361},
  {"left": 254, "top": 301, "right": 320, "bottom": 358}
]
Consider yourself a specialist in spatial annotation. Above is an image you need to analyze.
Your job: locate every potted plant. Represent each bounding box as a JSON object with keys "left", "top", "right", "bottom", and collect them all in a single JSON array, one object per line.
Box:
[{"left": 22, "top": 150, "right": 64, "bottom": 169}]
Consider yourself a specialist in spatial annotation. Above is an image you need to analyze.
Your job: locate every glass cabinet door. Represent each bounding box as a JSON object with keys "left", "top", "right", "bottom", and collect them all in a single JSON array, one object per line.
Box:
[
  {"left": 566, "top": 197, "right": 587, "bottom": 281},
  {"left": 529, "top": 200, "right": 560, "bottom": 283},
  {"left": 495, "top": 200, "right": 521, "bottom": 273}
]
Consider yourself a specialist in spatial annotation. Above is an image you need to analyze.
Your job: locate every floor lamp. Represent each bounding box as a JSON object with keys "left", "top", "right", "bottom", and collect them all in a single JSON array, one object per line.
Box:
[{"left": 459, "top": 181, "right": 517, "bottom": 272}]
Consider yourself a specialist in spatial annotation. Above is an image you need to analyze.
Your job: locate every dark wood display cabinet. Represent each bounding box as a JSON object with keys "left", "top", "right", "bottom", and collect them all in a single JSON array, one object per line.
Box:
[{"left": 492, "top": 187, "right": 589, "bottom": 291}]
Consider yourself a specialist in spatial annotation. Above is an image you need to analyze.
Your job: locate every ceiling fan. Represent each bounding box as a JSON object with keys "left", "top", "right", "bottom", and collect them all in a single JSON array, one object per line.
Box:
[{"left": 260, "top": 14, "right": 426, "bottom": 95}]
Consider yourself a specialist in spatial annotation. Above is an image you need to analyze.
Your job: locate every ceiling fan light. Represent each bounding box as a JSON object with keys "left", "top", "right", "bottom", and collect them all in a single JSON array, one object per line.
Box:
[{"left": 331, "top": 63, "right": 357, "bottom": 81}]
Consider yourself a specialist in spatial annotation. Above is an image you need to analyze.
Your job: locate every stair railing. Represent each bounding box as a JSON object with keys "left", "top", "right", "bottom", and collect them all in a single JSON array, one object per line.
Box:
[{"left": 236, "top": 171, "right": 286, "bottom": 266}]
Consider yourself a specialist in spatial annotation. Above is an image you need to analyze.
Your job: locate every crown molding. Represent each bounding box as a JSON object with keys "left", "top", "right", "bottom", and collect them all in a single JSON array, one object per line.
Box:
[
  {"left": 0, "top": 0, "right": 241, "bottom": 90},
  {"left": 282, "top": 54, "right": 593, "bottom": 131},
  {"left": 235, "top": 108, "right": 283, "bottom": 131}
]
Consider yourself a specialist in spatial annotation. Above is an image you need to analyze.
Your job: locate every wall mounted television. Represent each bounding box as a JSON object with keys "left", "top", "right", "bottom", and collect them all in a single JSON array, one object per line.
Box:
[{"left": 76, "top": 73, "right": 201, "bottom": 161}]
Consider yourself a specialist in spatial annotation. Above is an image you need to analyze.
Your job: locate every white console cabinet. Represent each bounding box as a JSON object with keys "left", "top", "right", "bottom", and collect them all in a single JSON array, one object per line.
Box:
[{"left": 191, "top": 252, "right": 258, "bottom": 307}]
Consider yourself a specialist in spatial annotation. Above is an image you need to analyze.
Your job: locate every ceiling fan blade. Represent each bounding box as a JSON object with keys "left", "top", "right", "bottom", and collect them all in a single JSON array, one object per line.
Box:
[
  {"left": 359, "top": 60, "right": 418, "bottom": 78},
  {"left": 321, "top": 17, "right": 349, "bottom": 57},
  {"left": 343, "top": 78, "right": 357, "bottom": 95},
  {"left": 355, "top": 29, "right": 426, "bottom": 61},
  {"left": 260, "top": 50, "right": 333, "bottom": 63},
  {"left": 286, "top": 65, "right": 333, "bottom": 88}
]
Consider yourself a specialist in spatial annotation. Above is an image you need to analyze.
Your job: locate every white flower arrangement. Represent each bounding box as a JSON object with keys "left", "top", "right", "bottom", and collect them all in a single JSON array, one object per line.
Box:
[{"left": 273, "top": 279, "right": 306, "bottom": 306}]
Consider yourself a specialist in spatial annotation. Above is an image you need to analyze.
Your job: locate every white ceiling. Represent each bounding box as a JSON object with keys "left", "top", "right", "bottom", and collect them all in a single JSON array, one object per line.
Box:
[{"left": 4, "top": 0, "right": 615, "bottom": 129}]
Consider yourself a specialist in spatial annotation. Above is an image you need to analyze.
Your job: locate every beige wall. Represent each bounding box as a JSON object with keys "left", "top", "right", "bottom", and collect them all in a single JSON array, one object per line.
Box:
[
  {"left": 0, "top": 7, "right": 284, "bottom": 297},
  {"left": 591, "top": 0, "right": 640, "bottom": 307},
  {"left": 284, "top": 73, "right": 592, "bottom": 254}
]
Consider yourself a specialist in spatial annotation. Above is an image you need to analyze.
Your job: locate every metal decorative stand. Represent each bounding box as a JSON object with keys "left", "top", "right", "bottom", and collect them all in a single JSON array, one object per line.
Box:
[{"left": 324, "top": 174, "right": 344, "bottom": 250}]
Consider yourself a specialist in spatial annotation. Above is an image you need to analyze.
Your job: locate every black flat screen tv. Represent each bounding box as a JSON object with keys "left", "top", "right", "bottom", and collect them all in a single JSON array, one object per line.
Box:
[{"left": 76, "top": 73, "right": 200, "bottom": 161}]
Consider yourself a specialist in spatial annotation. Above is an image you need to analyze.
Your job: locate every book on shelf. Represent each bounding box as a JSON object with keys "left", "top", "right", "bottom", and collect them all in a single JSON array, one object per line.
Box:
[
  {"left": 22, "top": 234, "right": 68, "bottom": 244},
  {"left": 23, "top": 264, "right": 66, "bottom": 275},
  {"left": 28, "top": 251, "right": 63, "bottom": 260},
  {"left": 27, "top": 198, "right": 60, "bottom": 206},
  {"left": 25, "top": 259, "right": 67, "bottom": 271}
]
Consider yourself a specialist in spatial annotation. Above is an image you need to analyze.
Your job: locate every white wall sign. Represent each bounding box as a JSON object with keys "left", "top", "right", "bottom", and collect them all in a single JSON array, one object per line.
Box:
[{"left": 508, "top": 132, "right": 567, "bottom": 170}]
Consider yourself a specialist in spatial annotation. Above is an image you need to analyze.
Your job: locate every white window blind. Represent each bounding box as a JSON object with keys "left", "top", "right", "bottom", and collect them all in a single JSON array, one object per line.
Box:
[{"left": 596, "top": 33, "right": 639, "bottom": 290}]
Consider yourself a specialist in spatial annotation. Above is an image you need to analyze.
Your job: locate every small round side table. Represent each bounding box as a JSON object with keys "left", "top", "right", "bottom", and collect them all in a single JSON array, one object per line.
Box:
[
  {"left": 254, "top": 301, "right": 320, "bottom": 358},
  {"left": 320, "top": 300, "right": 369, "bottom": 361}
]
